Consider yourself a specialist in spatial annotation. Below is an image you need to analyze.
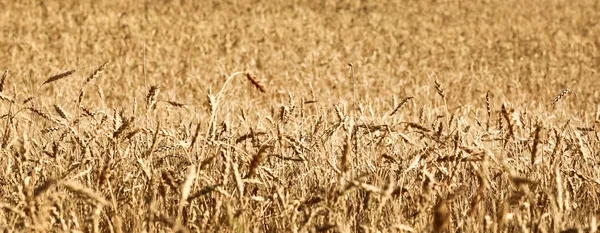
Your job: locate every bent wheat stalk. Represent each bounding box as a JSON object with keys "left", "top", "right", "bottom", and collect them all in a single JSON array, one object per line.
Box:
[{"left": 208, "top": 70, "right": 266, "bottom": 141}]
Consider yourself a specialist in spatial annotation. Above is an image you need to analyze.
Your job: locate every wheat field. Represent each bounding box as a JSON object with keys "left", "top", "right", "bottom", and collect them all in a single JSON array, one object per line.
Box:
[{"left": 1, "top": 0, "right": 600, "bottom": 232}]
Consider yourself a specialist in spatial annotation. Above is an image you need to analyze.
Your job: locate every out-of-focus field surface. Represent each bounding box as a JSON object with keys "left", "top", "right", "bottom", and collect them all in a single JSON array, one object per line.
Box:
[{"left": 1, "top": 0, "right": 600, "bottom": 232}]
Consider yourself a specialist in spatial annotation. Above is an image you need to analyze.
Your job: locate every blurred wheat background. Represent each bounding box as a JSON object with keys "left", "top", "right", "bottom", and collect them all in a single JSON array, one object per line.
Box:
[{"left": 1, "top": 0, "right": 600, "bottom": 232}]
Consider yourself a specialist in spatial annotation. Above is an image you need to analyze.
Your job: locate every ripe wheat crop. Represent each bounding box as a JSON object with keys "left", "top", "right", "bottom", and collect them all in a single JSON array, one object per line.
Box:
[{"left": 1, "top": 1, "right": 600, "bottom": 232}]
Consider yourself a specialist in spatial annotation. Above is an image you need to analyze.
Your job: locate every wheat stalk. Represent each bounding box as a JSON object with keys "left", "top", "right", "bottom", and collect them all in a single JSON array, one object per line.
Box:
[
  {"left": 340, "top": 126, "right": 352, "bottom": 173},
  {"left": 0, "top": 69, "right": 8, "bottom": 92},
  {"left": 53, "top": 104, "right": 69, "bottom": 121},
  {"left": 146, "top": 85, "right": 160, "bottom": 112},
  {"left": 244, "top": 71, "right": 266, "bottom": 93},
  {"left": 390, "top": 97, "right": 414, "bottom": 116},
  {"left": 42, "top": 69, "right": 76, "bottom": 86},
  {"left": 85, "top": 60, "right": 111, "bottom": 84},
  {"left": 501, "top": 104, "right": 515, "bottom": 139},
  {"left": 245, "top": 142, "right": 273, "bottom": 178},
  {"left": 188, "top": 122, "right": 201, "bottom": 151},
  {"left": 403, "top": 122, "right": 432, "bottom": 132},
  {"left": 166, "top": 100, "right": 187, "bottom": 108},
  {"left": 531, "top": 124, "right": 542, "bottom": 165},
  {"left": 62, "top": 182, "right": 110, "bottom": 206},
  {"left": 77, "top": 89, "right": 85, "bottom": 105},
  {"left": 551, "top": 89, "right": 570, "bottom": 105},
  {"left": 434, "top": 77, "right": 446, "bottom": 100},
  {"left": 0, "top": 92, "right": 14, "bottom": 103},
  {"left": 486, "top": 91, "right": 491, "bottom": 131},
  {"left": 22, "top": 96, "right": 34, "bottom": 105},
  {"left": 1, "top": 118, "right": 12, "bottom": 149},
  {"left": 28, "top": 107, "right": 56, "bottom": 123}
]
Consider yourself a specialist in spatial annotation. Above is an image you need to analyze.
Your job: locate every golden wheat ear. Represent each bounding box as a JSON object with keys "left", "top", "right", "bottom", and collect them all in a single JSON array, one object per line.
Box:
[
  {"left": 245, "top": 71, "right": 267, "bottom": 93},
  {"left": 0, "top": 92, "right": 14, "bottom": 103},
  {"left": 551, "top": 89, "right": 570, "bottom": 105},
  {"left": 146, "top": 85, "right": 160, "bottom": 112},
  {"left": 390, "top": 97, "right": 414, "bottom": 116},
  {"left": 0, "top": 69, "right": 8, "bottom": 92},
  {"left": 85, "top": 60, "right": 111, "bottom": 85},
  {"left": 41, "top": 69, "right": 76, "bottom": 86}
]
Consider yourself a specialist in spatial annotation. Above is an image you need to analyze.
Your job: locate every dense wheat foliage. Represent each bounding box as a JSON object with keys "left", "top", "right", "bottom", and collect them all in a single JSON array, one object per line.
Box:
[{"left": 1, "top": 0, "right": 600, "bottom": 232}]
